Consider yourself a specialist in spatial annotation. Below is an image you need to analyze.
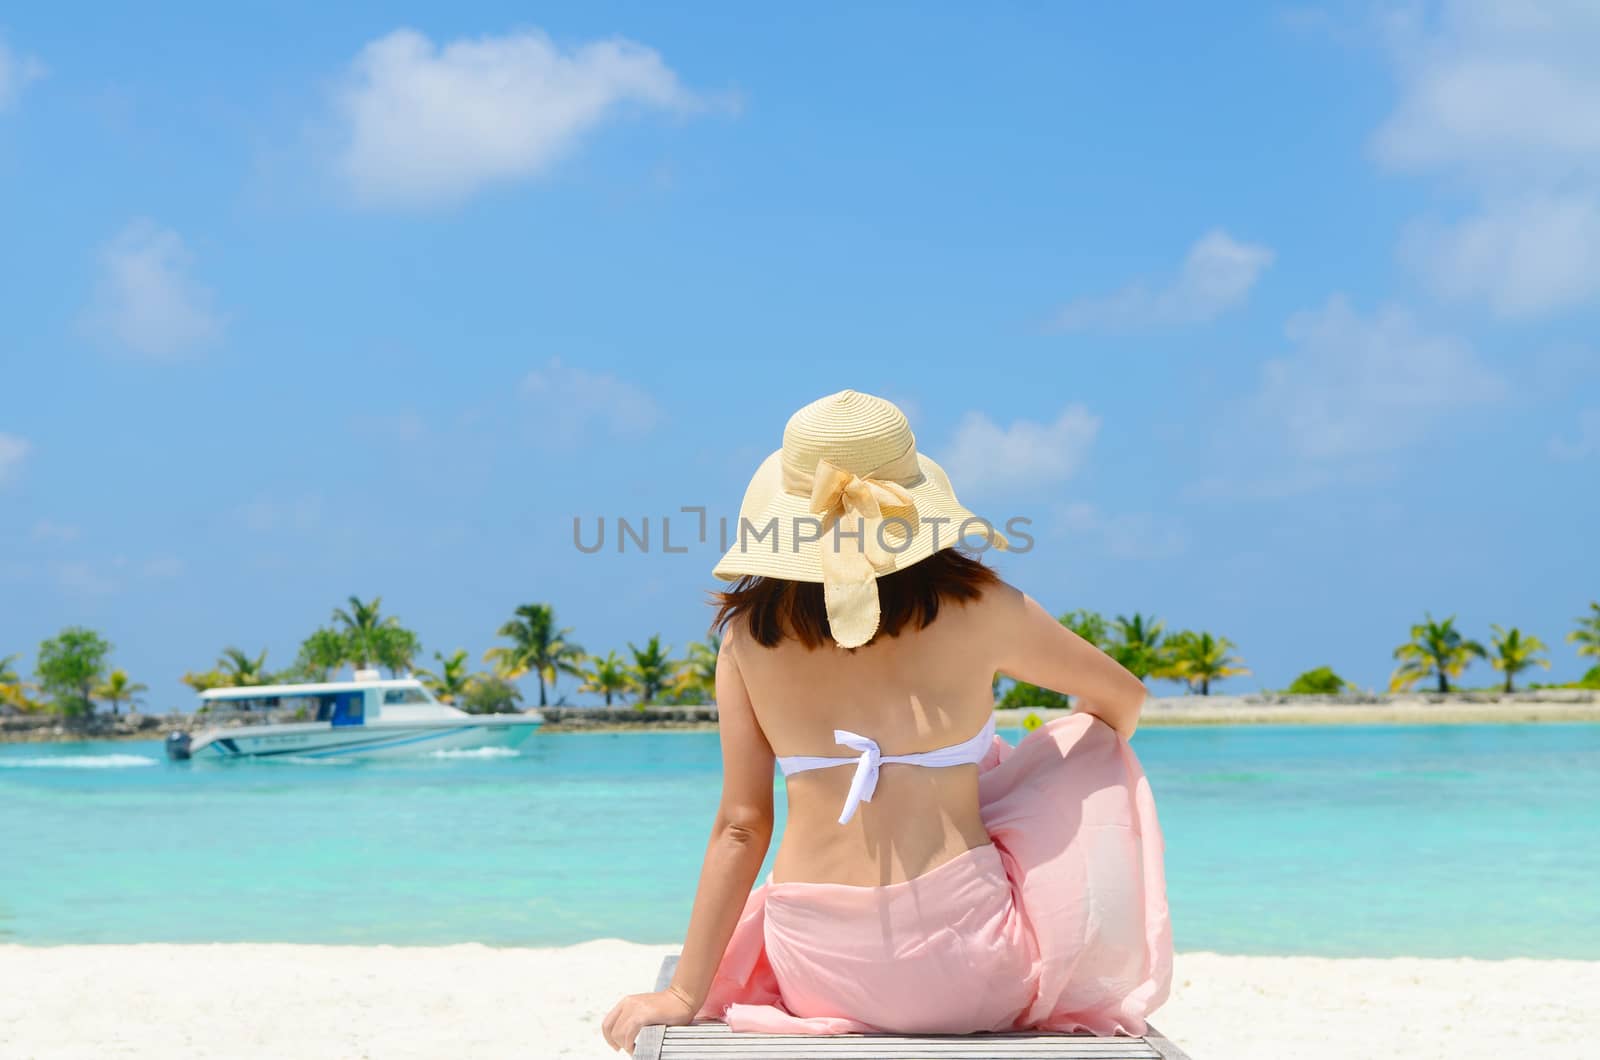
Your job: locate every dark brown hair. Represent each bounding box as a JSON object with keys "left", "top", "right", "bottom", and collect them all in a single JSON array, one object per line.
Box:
[{"left": 712, "top": 548, "right": 999, "bottom": 649}]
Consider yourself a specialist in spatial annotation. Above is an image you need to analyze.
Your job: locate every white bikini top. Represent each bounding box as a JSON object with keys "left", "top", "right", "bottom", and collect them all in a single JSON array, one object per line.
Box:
[{"left": 776, "top": 715, "right": 997, "bottom": 825}]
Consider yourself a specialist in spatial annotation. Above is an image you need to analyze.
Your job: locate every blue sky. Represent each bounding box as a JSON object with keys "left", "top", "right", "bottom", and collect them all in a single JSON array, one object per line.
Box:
[{"left": 2, "top": 2, "right": 1597, "bottom": 708}]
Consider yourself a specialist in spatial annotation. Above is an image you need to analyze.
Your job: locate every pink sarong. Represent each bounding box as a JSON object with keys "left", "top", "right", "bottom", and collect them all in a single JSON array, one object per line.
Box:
[{"left": 696, "top": 713, "right": 1172, "bottom": 1036}]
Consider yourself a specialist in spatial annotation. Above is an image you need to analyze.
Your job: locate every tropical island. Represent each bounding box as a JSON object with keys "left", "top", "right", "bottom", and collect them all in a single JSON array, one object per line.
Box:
[{"left": 3, "top": 597, "right": 1599, "bottom": 742}]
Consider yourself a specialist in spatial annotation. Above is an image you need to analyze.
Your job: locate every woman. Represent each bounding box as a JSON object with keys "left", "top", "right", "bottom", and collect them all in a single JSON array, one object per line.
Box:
[{"left": 603, "top": 390, "right": 1171, "bottom": 1053}]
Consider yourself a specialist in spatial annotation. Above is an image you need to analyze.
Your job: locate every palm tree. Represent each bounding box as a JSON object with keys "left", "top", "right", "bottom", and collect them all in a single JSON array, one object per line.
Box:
[
  {"left": 218, "top": 647, "right": 270, "bottom": 687},
  {"left": 483, "top": 603, "right": 585, "bottom": 707},
  {"left": 296, "top": 628, "right": 350, "bottom": 682},
  {"left": 580, "top": 651, "right": 633, "bottom": 706},
  {"left": 1391, "top": 614, "right": 1486, "bottom": 694},
  {"left": 1163, "top": 631, "right": 1250, "bottom": 695},
  {"left": 1109, "top": 613, "right": 1166, "bottom": 681},
  {"left": 94, "top": 668, "right": 148, "bottom": 716},
  {"left": 332, "top": 595, "right": 401, "bottom": 671},
  {"left": 1569, "top": 602, "right": 1600, "bottom": 661},
  {"left": 671, "top": 634, "right": 721, "bottom": 703},
  {"left": 1060, "top": 609, "right": 1109, "bottom": 649},
  {"left": 180, "top": 669, "right": 229, "bottom": 693},
  {"left": 1489, "top": 626, "right": 1549, "bottom": 693},
  {"left": 628, "top": 635, "right": 676, "bottom": 707},
  {"left": 1, "top": 654, "right": 41, "bottom": 712},
  {"left": 417, "top": 649, "right": 472, "bottom": 704}
]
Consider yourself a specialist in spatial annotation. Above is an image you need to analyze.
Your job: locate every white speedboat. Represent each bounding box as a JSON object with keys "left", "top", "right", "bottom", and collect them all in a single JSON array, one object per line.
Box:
[{"left": 165, "top": 673, "right": 542, "bottom": 760}]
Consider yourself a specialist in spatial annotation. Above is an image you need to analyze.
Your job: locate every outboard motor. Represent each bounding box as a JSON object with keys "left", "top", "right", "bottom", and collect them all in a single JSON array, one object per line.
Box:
[{"left": 165, "top": 731, "right": 193, "bottom": 761}]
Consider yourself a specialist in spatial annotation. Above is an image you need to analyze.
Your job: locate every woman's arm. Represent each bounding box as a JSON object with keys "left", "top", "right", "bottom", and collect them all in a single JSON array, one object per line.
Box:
[
  {"left": 991, "top": 584, "right": 1149, "bottom": 738},
  {"left": 666, "top": 628, "right": 775, "bottom": 1004},
  {"left": 602, "top": 629, "right": 775, "bottom": 1053}
]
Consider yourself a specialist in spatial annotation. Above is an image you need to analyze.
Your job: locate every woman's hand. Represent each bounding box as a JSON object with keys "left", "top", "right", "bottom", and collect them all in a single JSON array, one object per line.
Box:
[{"left": 601, "top": 986, "right": 698, "bottom": 1054}]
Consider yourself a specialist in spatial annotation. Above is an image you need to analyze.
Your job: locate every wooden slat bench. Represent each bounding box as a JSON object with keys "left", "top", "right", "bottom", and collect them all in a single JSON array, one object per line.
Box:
[{"left": 632, "top": 956, "right": 1193, "bottom": 1060}]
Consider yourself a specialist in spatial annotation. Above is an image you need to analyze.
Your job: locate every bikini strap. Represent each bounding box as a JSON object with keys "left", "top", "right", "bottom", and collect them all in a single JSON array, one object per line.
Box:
[{"left": 776, "top": 715, "right": 996, "bottom": 825}]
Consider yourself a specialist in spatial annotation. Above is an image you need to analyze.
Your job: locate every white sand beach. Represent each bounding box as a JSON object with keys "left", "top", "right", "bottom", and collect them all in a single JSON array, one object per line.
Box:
[{"left": 1, "top": 942, "right": 1595, "bottom": 1060}]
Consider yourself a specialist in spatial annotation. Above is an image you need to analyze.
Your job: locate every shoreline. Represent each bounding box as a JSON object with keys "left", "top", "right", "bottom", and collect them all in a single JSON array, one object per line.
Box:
[
  {"left": 4, "top": 692, "right": 1597, "bottom": 743},
  {"left": 0, "top": 941, "right": 1593, "bottom": 1060},
  {"left": 540, "top": 700, "right": 1600, "bottom": 733}
]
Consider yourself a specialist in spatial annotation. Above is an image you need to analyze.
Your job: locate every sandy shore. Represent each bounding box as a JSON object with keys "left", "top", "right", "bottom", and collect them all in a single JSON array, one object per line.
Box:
[{"left": 1, "top": 942, "right": 1595, "bottom": 1060}]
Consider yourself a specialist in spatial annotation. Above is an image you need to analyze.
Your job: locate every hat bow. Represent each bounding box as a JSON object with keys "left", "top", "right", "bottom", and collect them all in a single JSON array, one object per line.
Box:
[{"left": 805, "top": 458, "right": 916, "bottom": 648}]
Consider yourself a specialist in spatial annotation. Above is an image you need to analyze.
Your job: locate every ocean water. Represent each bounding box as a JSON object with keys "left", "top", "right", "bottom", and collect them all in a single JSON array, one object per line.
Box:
[{"left": 1, "top": 723, "right": 1596, "bottom": 957}]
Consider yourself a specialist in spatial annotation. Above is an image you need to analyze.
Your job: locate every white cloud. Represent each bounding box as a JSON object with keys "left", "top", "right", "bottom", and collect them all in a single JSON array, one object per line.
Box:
[
  {"left": 1057, "top": 502, "right": 1187, "bottom": 560},
  {"left": 1550, "top": 408, "right": 1600, "bottom": 460},
  {"left": 55, "top": 561, "right": 117, "bottom": 596},
  {"left": 84, "top": 220, "right": 224, "bottom": 357},
  {"left": 1372, "top": 3, "right": 1600, "bottom": 315},
  {"left": 351, "top": 409, "right": 427, "bottom": 443},
  {"left": 0, "top": 35, "right": 46, "bottom": 112},
  {"left": 332, "top": 27, "right": 702, "bottom": 208},
  {"left": 0, "top": 432, "right": 28, "bottom": 484},
  {"left": 1051, "top": 230, "right": 1274, "bottom": 332},
  {"left": 32, "top": 519, "right": 80, "bottom": 542},
  {"left": 1258, "top": 295, "right": 1503, "bottom": 460},
  {"left": 141, "top": 556, "right": 185, "bottom": 579},
  {"left": 520, "top": 357, "right": 662, "bottom": 442},
  {"left": 237, "top": 495, "right": 323, "bottom": 534},
  {"left": 1399, "top": 194, "right": 1600, "bottom": 316},
  {"left": 1182, "top": 466, "right": 1341, "bottom": 503},
  {"left": 943, "top": 404, "right": 1101, "bottom": 496}
]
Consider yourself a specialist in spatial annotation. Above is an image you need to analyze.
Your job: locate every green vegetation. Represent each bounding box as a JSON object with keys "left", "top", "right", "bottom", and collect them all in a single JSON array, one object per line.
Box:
[
  {"left": 181, "top": 599, "right": 424, "bottom": 693},
  {"left": 1572, "top": 605, "right": 1600, "bottom": 690},
  {"left": 9, "top": 595, "right": 1600, "bottom": 721},
  {"left": 1, "top": 653, "right": 42, "bottom": 712},
  {"left": 416, "top": 648, "right": 524, "bottom": 712},
  {"left": 36, "top": 627, "right": 113, "bottom": 722},
  {"left": 458, "top": 674, "right": 524, "bottom": 714},
  {"left": 671, "top": 635, "right": 721, "bottom": 704},
  {"left": 579, "top": 651, "right": 632, "bottom": 706},
  {"left": 333, "top": 596, "right": 419, "bottom": 674},
  {"left": 1163, "top": 631, "right": 1249, "bottom": 696},
  {"left": 1285, "top": 666, "right": 1352, "bottom": 695},
  {"left": 182, "top": 647, "right": 270, "bottom": 692},
  {"left": 627, "top": 635, "right": 676, "bottom": 708},
  {"left": 1060, "top": 609, "right": 1109, "bottom": 649},
  {"left": 94, "top": 669, "right": 148, "bottom": 716},
  {"left": 1570, "top": 602, "right": 1600, "bottom": 663},
  {"left": 1108, "top": 613, "right": 1166, "bottom": 680},
  {"left": 484, "top": 603, "right": 584, "bottom": 707},
  {"left": 417, "top": 650, "right": 473, "bottom": 704},
  {"left": 220, "top": 647, "right": 270, "bottom": 686},
  {"left": 998, "top": 681, "right": 1071, "bottom": 711},
  {"left": 1391, "top": 614, "right": 1486, "bottom": 694},
  {"left": 1489, "top": 626, "right": 1549, "bottom": 693},
  {"left": 295, "top": 628, "right": 351, "bottom": 681},
  {"left": 997, "top": 609, "right": 1250, "bottom": 703}
]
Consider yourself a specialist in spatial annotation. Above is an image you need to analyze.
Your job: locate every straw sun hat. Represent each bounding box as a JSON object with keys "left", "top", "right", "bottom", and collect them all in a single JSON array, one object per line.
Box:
[{"left": 713, "top": 389, "right": 1009, "bottom": 648}]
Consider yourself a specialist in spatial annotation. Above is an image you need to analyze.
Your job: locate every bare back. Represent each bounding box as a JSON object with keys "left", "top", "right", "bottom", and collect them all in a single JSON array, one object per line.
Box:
[{"left": 727, "top": 579, "right": 1148, "bottom": 887}]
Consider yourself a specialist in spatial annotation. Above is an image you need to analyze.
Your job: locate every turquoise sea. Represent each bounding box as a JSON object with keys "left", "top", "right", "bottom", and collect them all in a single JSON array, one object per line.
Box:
[{"left": 1, "top": 723, "right": 1596, "bottom": 957}]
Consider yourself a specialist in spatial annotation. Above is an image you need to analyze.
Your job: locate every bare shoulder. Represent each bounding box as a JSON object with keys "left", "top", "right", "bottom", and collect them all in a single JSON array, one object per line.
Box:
[
  {"left": 969, "top": 577, "right": 1032, "bottom": 624},
  {"left": 719, "top": 616, "right": 748, "bottom": 661},
  {"left": 947, "top": 577, "right": 1029, "bottom": 655}
]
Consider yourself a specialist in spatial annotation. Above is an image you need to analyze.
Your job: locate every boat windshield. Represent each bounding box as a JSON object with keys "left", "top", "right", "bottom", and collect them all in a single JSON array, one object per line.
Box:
[
  {"left": 382, "top": 687, "right": 432, "bottom": 706},
  {"left": 271, "top": 694, "right": 343, "bottom": 722}
]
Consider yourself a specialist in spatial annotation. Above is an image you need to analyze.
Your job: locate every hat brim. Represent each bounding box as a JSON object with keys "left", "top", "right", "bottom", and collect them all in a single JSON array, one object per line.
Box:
[{"left": 712, "top": 451, "right": 1009, "bottom": 583}]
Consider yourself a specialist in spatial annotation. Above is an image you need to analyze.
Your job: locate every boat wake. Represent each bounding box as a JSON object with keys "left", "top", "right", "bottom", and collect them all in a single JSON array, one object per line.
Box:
[
  {"left": 0, "top": 753, "right": 159, "bottom": 770},
  {"left": 427, "top": 747, "right": 521, "bottom": 760}
]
